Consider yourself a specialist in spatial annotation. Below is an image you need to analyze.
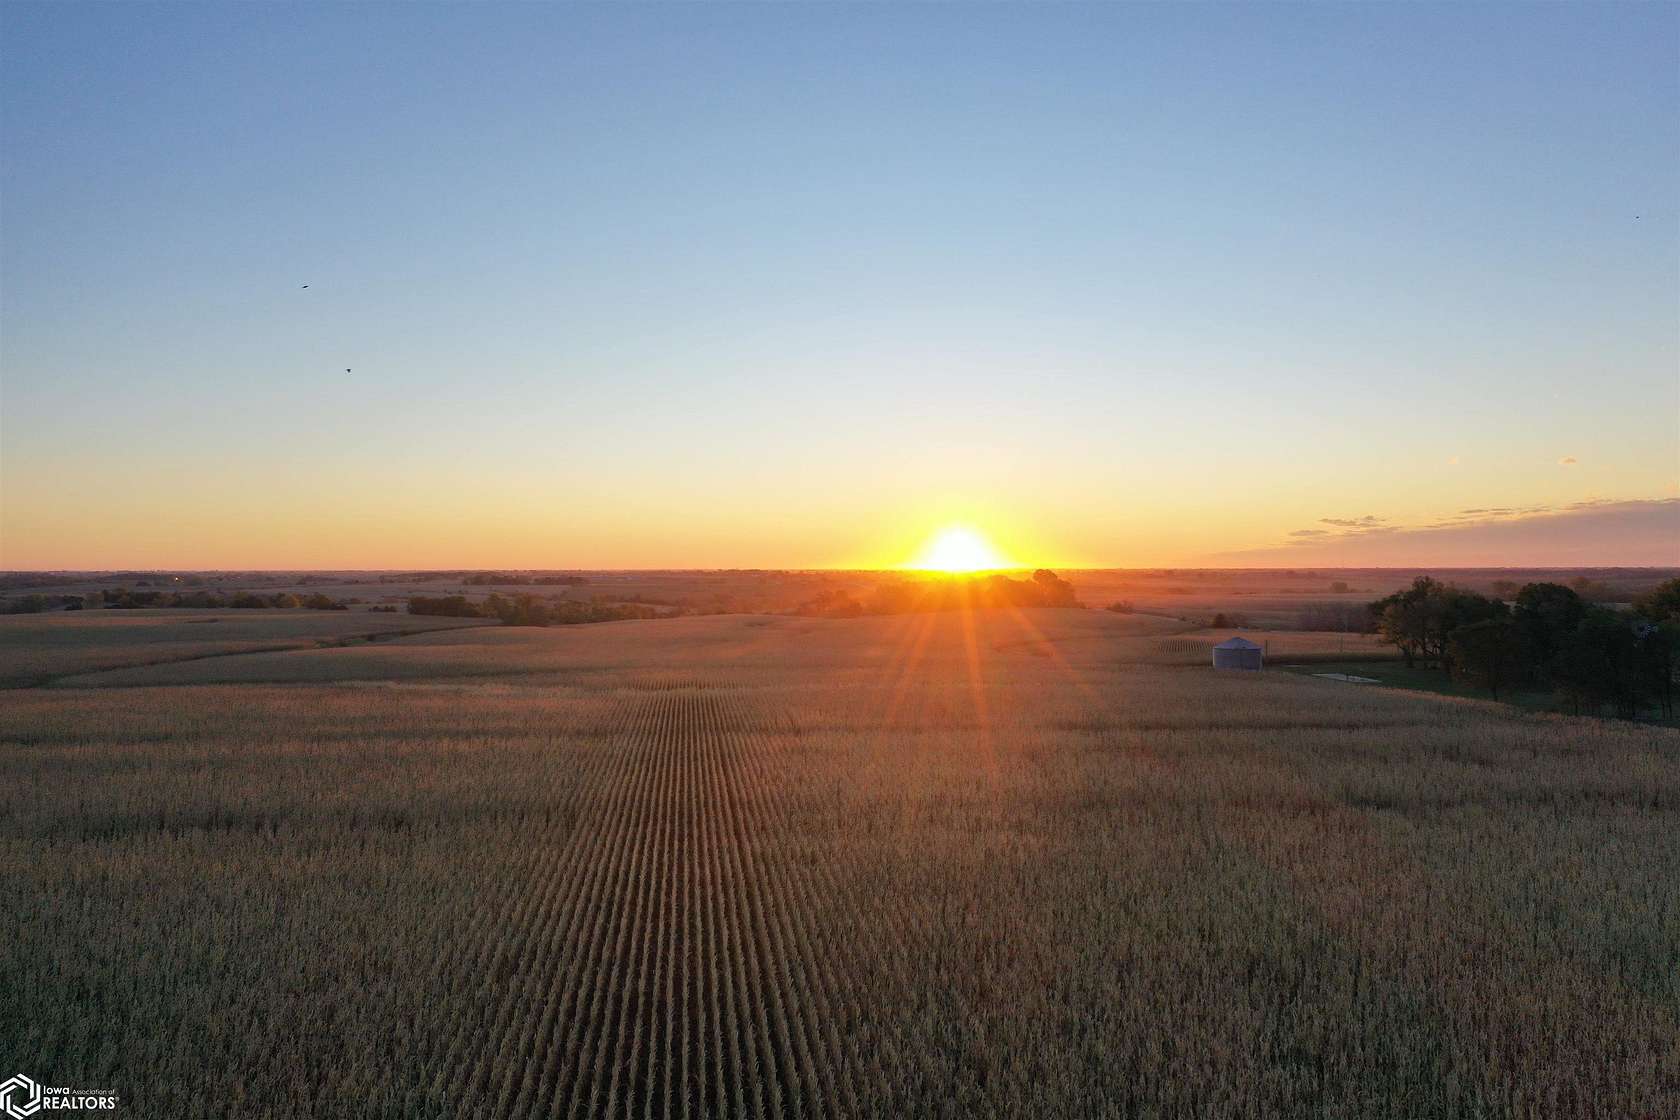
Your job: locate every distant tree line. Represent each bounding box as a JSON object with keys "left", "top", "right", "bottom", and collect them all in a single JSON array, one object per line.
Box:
[
  {"left": 1297, "top": 601, "right": 1377, "bottom": 633},
  {"left": 794, "top": 570, "right": 1081, "bottom": 618},
  {"left": 408, "top": 593, "right": 665, "bottom": 626},
  {"left": 1369, "top": 577, "right": 1680, "bottom": 719},
  {"left": 0, "top": 589, "right": 352, "bottom": 613},
  {"left": 1, "top": 595, "right": 58, "bottom": 614},
  {"left": 1, "top": 572, "right": 155, "bottom": 592},
  {"left": 463, "top": 572, "right": 590, "bottom": 587},
  {"left": 377, "top": 571, "right": 591, "bottom": 586}
]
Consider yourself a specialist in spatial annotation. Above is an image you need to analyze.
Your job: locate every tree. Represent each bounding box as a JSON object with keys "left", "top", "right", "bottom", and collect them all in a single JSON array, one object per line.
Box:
[
  {"left": 1570, "top": 575, "right": 1622, "bottom": 603},
  {"left": 1634, "top": 577, "right": 1680, "bottom": 624},
  {"left": 1636, "top": 620, "right": 1679, "bottom": 720},
  {"left": 408, "top": 595, "right": 481, "bottom": 618},
  {"left": 1370, "top": 578, "right": 1505, "bottom": 670},
  {"left": 1432, "top": 589, "right": 1507, "bottom": 673},
  {"left": 1512, "top": 583, "right": 1585, "bottom": 685},
  {"left": 1031, "top": 569, "right": 1080, "bottom": 608},
  {"left": 2, "top": 594, "right": 50, "bottom": 614},
  {"left": 1554, "top": 609, "right": 1644, "bottom": 718},
  {"left": 1449, "top": 618, "right": 1522, "bottom": 699},
  {"left": 1370, "top": 578, "right": 1440, "bottom": 667},
  {"left": 485, "top": 593, "right": 558, "bottom": 626}
]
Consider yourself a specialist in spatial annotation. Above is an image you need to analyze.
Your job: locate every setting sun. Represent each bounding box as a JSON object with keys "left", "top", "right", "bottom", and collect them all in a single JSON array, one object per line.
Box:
[{"left": 909, "top": 526, "right": 1010, "bottom": 573}]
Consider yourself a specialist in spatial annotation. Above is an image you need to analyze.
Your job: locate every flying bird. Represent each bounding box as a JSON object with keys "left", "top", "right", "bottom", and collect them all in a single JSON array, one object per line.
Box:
[
  {"left": 301, "top": 284, "right": 309, "bottom": 288},
  {"left": 345, "top": 368, "right": 351, "bottom": 374}
]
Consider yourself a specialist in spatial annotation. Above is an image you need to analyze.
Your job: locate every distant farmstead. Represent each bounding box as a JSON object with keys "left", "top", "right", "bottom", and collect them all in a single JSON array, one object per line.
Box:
[{"left": 1212, "top": 636, "right": 1263, "bottom": 671}]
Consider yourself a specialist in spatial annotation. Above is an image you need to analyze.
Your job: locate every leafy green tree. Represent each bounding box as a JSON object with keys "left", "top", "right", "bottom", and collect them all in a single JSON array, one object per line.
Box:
[
  {"left": 1554, "top": 609, "right": 1643, "bottom": 718},
  {"left": 1433, "top": 589, "right": 1507, "bottom": 672},
  {"left": 1370, "top": 578, "right": 1505, "bottom": 670},
  {"left": 1370, "top": 578, "right": 1441, "bottom": 667},
  {"left": 1449, "top": 618, "right": 1522, "bottom": 700},
  {"left": 1512, "top": 583, "right": 1586, "bottom": 684}
]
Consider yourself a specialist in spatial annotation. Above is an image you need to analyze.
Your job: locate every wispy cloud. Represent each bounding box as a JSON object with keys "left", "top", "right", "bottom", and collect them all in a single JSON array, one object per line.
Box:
[
  {"left": 1299, "top": 515, "right": 1396, "bottom": 541},
  {"left": 1423, "top": 503, "right": 1560, "bottom": 528},
  {"left": 1216, "top": 498, "right": 1680, "bottom": 566}
]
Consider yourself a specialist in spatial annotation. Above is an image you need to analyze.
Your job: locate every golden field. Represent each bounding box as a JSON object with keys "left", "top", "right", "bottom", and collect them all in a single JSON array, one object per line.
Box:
[{"left": 1, "top": 608, "right": 1675, "bottom": 1118}]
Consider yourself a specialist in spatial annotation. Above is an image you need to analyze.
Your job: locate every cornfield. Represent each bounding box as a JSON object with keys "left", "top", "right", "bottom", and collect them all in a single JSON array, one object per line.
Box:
[{"left": 1, "top": 609, "right": 1675, "bottom": 1117}]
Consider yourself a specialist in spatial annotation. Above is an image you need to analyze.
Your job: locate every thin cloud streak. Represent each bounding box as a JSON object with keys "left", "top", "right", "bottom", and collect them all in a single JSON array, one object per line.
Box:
[{"left": 1215, "top": 499, "right": 1680, "bottom": 566}]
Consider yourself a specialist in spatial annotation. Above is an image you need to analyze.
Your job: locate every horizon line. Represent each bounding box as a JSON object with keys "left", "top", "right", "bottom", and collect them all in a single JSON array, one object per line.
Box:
[{"left": 5, "top": 564, "right": 1678, "bottom": 575}]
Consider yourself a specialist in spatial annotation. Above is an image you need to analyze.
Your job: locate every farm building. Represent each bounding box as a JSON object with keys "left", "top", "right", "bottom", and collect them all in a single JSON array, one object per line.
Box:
[{"left": 1212, "top": 636, "right": 1263, "bottom": 671}]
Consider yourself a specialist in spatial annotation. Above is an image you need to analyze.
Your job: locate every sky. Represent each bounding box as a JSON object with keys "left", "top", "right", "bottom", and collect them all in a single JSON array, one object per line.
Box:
[{"left": 2, "top": 2, "right": 1676, "bottom": 570}]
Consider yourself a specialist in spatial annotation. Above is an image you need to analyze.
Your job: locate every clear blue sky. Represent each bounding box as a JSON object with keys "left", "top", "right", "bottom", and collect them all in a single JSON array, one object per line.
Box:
[{"left": 3, "top": 3, "right": 1675, "bottom": 567}]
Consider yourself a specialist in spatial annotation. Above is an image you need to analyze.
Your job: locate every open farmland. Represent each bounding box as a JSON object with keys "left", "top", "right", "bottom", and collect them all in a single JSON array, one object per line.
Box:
[
  {"left": 2, "top": 609, "right": 1676, "bottom": 1118},
  {"left": 0, "top": 609, "right": 488, "bottom": 688}
]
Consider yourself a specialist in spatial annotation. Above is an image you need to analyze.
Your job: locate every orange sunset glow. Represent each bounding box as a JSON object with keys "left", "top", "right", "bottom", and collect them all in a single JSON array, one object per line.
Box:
[
  {"left": 3, "top": 6, "right": 1679, "bottom": 1117},
  {"left": 906, "top": 526, "right": 1011, "bottom": 573}
]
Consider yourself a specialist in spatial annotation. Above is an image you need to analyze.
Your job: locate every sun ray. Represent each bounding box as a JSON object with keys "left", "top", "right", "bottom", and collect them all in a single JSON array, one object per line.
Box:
[
  {"left": 956, "top": 586, "right": 1001, "bottom": 789},
  {"left": 996, "top": 599, "right": 1107, "bottom": 710},
  {"left": 881, "top": 608, "right": 941, "bottom": 729}
]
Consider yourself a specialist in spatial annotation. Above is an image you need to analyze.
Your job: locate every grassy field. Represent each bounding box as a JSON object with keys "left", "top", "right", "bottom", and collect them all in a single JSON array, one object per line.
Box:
[
  {"left": 2, "top": 608, "right": 1676, "bottom": 1117},
  {"left": 1285, "top": 660, "right": 1680, "bottom": 725}
]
